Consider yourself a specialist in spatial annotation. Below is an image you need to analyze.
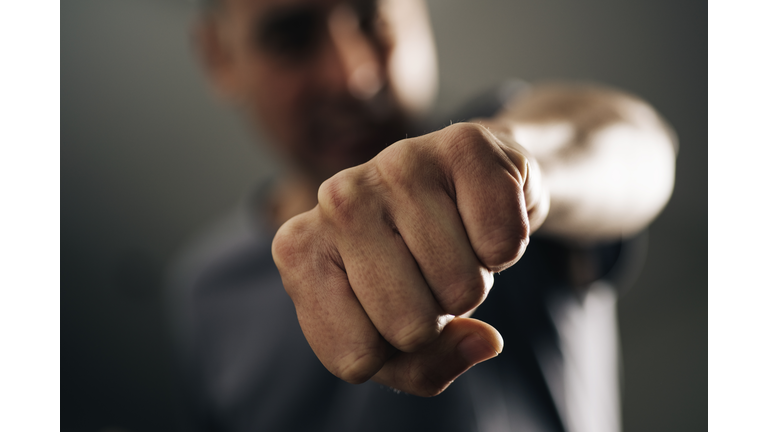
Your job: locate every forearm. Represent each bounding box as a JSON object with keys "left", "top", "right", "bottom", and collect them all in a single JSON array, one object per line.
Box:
[{"left": 482, "top": 82, "right": 677, "bottom": 242}]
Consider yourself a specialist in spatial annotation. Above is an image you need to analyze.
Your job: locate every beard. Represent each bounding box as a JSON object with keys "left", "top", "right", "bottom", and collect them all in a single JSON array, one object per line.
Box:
[{"left": 296, "top": 88, "right": 412, "bottom": 182}]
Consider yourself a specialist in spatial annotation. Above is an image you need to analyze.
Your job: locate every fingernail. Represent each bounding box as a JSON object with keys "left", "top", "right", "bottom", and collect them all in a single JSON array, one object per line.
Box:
[{"left": 458, "top": 333, "right": 499, "bottom": 366}]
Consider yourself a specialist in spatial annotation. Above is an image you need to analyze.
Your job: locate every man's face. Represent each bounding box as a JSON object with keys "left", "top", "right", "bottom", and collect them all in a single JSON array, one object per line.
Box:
[{"left": 200, "top": 0, "right": 438, "bottom": 181}]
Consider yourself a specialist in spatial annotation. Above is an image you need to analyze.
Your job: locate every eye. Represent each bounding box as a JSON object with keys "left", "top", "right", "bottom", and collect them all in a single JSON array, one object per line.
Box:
[{"left": 256, "top": 8, "right": 322, "bottom": 59}]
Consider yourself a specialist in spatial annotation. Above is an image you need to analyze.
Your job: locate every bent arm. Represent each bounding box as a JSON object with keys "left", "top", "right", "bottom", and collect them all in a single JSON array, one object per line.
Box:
[{"left": 480, "top": 82, "right": 677, "bottom": 242}]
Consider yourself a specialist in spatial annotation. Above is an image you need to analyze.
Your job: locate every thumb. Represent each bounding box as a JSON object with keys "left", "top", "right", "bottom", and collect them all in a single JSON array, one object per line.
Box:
[{"left": 370, "top": 317, "right": 503, "bottom": 397}]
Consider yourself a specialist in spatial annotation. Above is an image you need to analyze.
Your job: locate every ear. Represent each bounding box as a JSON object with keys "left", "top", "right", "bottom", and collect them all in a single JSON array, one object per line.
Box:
[{"left": 192, "top": 16, "right": 242, "bottom": 101}]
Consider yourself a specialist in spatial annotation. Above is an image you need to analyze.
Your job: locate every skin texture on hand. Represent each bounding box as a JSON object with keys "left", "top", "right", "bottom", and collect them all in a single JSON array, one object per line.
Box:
[{"left": 272, "top": 122, "right": 548, "bottom": 396}]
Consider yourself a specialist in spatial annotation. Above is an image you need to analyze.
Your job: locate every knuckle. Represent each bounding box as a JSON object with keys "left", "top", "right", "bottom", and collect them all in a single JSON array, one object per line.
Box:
[
  {"left": 332, "top": 348, "right": 385, "bottom": 384},
  {"left": 271, "top": 215, "right": 309, "bottom": 270},
  {"left": 445, "top": 121, "right": 488, "bottom": 141},
  {"left": 477, "top": 229, "right": 530, "bottom": 272},
  {"left": 442, "top": 123, "right": 529, "bottom": 186},
  {"left": 443, "top": 122, "right": 494, "bottom": 154},
  {"left": 271, "top": 208, "right": 344, "bottom": 298},
  {"left": 501, "top": 146, "right": 529, "bottom": 187},
  {"left": 374, "top": 140, "right": 422, "bottom": 190},
  {"left": 317, "top": 169, "right": 363, "bottom": 226},
  {"left": 441, "top": 272, "right": 490, "bottom": 315},
  {"left": 439, "top": 123, "right": 500, "bottom": 173},
  {"left": 388, "top": 316, "right": 441, "bottom": 353}
]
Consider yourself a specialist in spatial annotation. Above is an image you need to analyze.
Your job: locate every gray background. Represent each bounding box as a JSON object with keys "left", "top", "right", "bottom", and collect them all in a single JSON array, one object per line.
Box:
[{"left": 61, "top": 0, "right": 706, "bottom": 430}]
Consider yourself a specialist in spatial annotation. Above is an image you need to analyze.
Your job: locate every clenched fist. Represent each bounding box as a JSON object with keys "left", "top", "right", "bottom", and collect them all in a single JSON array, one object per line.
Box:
[{"left": 272, "top": 122, "right": 548, "bottom": 396}]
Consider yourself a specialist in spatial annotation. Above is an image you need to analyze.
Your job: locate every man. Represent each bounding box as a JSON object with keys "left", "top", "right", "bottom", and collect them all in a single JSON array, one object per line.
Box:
[{"left": 169, "top": 0, "right": 677, "bottom": 430}]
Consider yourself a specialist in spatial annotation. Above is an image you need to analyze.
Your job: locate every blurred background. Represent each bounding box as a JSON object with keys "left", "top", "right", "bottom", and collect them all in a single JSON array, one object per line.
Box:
[{"left": 61, "top": 0, "right": 706, "bottom": 431}]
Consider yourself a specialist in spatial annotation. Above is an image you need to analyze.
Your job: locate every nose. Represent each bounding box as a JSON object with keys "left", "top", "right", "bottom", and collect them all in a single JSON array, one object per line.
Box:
[{"left": 322, "top": 4, "right": 384, "bottom": 100}]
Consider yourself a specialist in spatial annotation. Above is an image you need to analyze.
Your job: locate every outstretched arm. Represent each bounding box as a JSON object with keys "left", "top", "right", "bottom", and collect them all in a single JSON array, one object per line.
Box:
[
  {"left": 480, "top": 82, "right": 677, "bottom": 242},
  {"left": 272, "top": 83, "right": 677, "bottom": 397}
]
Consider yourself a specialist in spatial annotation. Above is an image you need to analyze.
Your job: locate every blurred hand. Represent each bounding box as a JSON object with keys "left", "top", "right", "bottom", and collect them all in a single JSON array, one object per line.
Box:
[{"left": 272, "top": 122, "right": 548, "bottom": 396}]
